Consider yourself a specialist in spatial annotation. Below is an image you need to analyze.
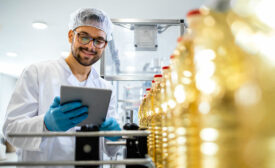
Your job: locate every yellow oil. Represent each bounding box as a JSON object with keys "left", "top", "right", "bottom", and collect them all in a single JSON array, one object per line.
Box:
[
  {"left": 165, "top": 53, "right": 183, "bottom": 168},
  {"left": 161, "top": 66, "right": 172, "bottom": 168},
  {"left": 146, "top": 87, "right": 154, "bottom": 162},
  {"left": 187, "top": 6, "right": 275, "bottom": 168},
  {"left": 228, "top": 1, "right": 275, "bottom": 167},
  {"left": 188, "top": 8, "right": 245, "bottom": 168},
  {"left": 138, "top": 0, "right": 275, "bottom": 167},
  {"left": 171, "top": 37, "right": 200, "bottom": 168},
  {"left": 151, "top": 76, "right": 163, "bottom": 168},
  {"left": 138, "top": 95, "right": 146, "bottom": 129}
]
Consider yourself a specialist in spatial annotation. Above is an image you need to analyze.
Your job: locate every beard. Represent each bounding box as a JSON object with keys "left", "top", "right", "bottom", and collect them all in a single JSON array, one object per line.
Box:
[{"left": 71, "top": 45, "right": 101, "bottom": 66}]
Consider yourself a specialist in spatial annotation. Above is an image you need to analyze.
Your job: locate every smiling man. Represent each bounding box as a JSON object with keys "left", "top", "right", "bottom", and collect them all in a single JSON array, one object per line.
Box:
[{"left": 3, "top": 8, "right": 121, "bottom": 167}]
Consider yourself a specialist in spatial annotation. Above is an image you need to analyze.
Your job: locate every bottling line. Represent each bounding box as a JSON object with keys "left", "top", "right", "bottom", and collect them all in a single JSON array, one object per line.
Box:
[{"left": 1, "top": 0, "right": 275, "bottom": 167}]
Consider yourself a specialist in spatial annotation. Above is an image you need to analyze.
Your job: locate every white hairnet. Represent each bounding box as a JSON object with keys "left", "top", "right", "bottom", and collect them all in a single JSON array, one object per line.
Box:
[{"left": 69, "top": 8, "right": 113, "bottom": 41}]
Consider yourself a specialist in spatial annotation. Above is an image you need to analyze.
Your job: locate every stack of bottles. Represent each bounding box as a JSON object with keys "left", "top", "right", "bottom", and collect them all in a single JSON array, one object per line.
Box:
[{"left": 138, "top": 0, "right": 275, "bottom": 167}]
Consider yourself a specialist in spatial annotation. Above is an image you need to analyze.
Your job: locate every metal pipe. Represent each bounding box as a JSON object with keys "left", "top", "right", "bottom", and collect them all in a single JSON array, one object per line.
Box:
[
  {"left": 106, "top": 141, "right": 126, "bottom": 145},
  {"left": 180, "top": 19, "right": 185, "bottom": 36},
  {"left": 0, "top": 159, "right": 151, "bottom": 167},
  {"left": 104, "top": 75, "right": 154, "bottom": 81},
  {"left": 130, "top": 110, "right": 133, "bottom": 124},
  {"left": 100, "top": 51, "right": 105, "bottom": 78},
  {"left": 7, "top": 130, "right": 150, "bottom": 138},
  {"left": 111, "top": 18, "right": 183, "bottom": 25}
]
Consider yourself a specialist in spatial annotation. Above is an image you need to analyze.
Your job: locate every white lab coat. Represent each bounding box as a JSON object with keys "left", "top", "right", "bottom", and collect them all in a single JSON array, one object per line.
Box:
[{"left": 2, "top": 57, "right": 119, "bottom": 168}]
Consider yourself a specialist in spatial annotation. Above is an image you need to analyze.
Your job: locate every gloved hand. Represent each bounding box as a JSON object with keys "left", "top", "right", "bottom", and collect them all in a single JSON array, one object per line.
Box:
[
  {"left": 44, "top": 96, "right": 88, "bottom": 132},
  {"left": 99, "top": 118, "right": 121, "bottom": 141}
]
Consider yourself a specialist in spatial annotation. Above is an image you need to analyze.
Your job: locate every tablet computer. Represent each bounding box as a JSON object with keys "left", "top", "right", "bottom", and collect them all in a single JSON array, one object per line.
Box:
[{"left": 60, "top": 85, "right": 112, "bottom": 126}]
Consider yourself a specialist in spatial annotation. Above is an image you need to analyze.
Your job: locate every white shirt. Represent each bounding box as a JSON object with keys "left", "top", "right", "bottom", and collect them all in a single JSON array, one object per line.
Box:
[{"left": 2, "top": 57, "right": 119, "bottom": 168}]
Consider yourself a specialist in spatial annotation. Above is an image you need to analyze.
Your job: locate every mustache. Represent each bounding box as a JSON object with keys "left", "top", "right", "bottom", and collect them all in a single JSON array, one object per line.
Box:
[{"left": 79, "top": 47, "right": 97, "bottom": 55}]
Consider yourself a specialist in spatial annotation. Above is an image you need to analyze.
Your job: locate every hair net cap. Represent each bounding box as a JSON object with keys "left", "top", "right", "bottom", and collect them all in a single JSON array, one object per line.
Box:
[{"left": 69, "top": 8, "right": 113, "bottom": 41}]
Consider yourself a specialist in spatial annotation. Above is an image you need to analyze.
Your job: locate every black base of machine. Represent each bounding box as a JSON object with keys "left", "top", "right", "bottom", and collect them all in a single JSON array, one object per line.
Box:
[
  {"left": 124, "top": 123, "right": 148, "bottom": 168},
  {"left": 75, "top": 125, "right": 99, "bottom": 168}
]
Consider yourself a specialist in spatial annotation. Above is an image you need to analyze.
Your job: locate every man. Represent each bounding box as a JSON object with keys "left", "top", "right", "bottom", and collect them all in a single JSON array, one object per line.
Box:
[{"left": 3, "top": 8, "right": 121, "bottom": 167}]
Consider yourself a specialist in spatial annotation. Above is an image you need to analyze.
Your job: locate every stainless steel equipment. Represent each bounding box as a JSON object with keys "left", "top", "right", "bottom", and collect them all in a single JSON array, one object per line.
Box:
[{"left": 0, "top": 130, "right": 153, "bottom": 168}]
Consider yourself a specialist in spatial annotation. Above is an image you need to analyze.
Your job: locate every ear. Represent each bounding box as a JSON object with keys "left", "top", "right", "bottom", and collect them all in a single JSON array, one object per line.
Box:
[
  {"left": 103, "top": 42, "right": 108, "bottom": 49},
  {"left": 68, "top": 30, "right": 74, "bottom": 43}
]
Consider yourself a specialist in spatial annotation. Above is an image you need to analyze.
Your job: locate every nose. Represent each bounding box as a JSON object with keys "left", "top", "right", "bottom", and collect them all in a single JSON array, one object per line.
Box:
[{"left": 86, "top": 40, "right": 96, "bottom": 51}]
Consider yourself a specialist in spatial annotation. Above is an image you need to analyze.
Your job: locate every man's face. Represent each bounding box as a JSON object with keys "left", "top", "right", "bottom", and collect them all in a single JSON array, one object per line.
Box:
[{"left": 69, "top": 26, "right": 107, "bottom": 66}]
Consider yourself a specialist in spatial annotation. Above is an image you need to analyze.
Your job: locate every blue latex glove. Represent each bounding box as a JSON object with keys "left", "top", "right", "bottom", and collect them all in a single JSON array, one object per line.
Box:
[
  {"left": 44, "top": 96, "right": 88, "bottom": 132},
  {"left": 99, "top": 118, "right": 121, "bottom": 141}
]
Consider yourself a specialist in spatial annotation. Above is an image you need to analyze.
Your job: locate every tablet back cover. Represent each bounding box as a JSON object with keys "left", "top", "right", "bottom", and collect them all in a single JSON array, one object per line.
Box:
[{"left": 60, "top": 85, "right": 112, "bottom": 126}]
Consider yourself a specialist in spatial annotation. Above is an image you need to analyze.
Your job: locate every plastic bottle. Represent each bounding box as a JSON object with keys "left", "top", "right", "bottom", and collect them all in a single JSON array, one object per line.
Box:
[
  {"left": 151, "top": 74, "right": 163, "bottom": 168},
  {"left": 166, "top": 54, "right": 180, "bottom": 168},
  {"left": 148, "top": 75, "right": 162, "bottom": 164},
  {"left": 226, "top": 1, "right": 275, "bottom": 167},
  {"left": 188, "top": 7, "right": 250, "bottom": 168},
  {"left": 161, "top": 65, "right": 172, "bottom": 168},
  {"left": 138, "top": 94, "right": 147, "bottom": 129},
  {"left": 146, "top": 81, "right": 155, "bottom": 162}
]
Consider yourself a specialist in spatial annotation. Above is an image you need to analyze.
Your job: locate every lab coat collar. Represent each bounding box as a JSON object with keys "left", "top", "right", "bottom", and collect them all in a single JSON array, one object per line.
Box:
[{"left": 58, "top": 57, "right": 100, "bottom": 85}]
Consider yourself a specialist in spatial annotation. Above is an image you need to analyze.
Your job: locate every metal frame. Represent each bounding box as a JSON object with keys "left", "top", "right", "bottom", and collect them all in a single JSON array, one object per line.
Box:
[
  {"left": 1, "top": 131, "right": 154, "bottom": 167},
  {"left": 111, "top": 18, "right": 184, "bottom": 25},
  {"left": 100, "top": 50, "right": 105, "bottom": 78},
  {"left": 106, "top": 141, "right": 126, "bottom": 145},
  {"left": 7, "top": 130, "right": 150, "bottom": 138},
  {"left": 104, "top": 75, "right": 155, "bottom": 81},
  {"left": 0, "top": 159, "right": 154, "bottom": 167},
  {"left": 100, "top": 18, "right": 185, "bottom": 80}
]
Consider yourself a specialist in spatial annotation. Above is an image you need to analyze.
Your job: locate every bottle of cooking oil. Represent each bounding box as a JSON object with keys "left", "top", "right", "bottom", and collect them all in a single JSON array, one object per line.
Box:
[
  {"left": 166, "top": 28, "right": 201, "bottom": 168},
  {"left": 225, "top": 0, "right": 275, "bottom": 167},
  {"left": 146, "top": 81, "right": 156, "bottom": 162},
  {"left": 166, "top": 53, "right": 181, "bottom": 168},
  {"left": 148, "top": 75, "right": 162, "bottom": 164},
  {"left": 152, "top": 66, "right": 169, "bottom": 168},
  {"left": 142, "top": 88, "right": 151, "bottom": 130},
  {"left": 138, "top": 94, "right": 147, "bottom": 129},
  {"left": 161, "top": 65, "right": 172, "bottom": 168},
  {"left": 186, "top": 6, "right": 261, "bottom": 168},
  {"left": 151, "top": 74, "right": 163, "bottom": 168},
  {"left": 146, "top": 88, "right": 151, "bottom": 96},
  {"left": 173, "top": 39, "right": 201, "bottom": 168},
  {"left": 188, "top": 8, "right": 240, "bottom": 168}
]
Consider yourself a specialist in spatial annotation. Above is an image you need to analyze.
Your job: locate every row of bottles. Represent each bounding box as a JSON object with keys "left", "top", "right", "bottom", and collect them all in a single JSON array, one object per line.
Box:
[{"left": 138, "top": 0, "right": 275, "bottom": 167}]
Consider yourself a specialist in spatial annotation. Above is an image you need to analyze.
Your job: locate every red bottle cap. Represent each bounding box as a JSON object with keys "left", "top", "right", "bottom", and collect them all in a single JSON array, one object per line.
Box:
[
  {"left": 154, "top": 74, "right": 162, "bottom": 78},
  {"left": 170, "top": 55, "right": 175, "bottom": 59},
  {"left": 177, "top": 36, "right": 183, "bottom": 42},
  {"left": 162, "top": 66, "right": 170, "bottom": 70},
  {"left": 187, "top": 9, "right": 201, "bottom": 17},
  {"left": 146, "top": 88, "right": 151, "bottom": 91}
]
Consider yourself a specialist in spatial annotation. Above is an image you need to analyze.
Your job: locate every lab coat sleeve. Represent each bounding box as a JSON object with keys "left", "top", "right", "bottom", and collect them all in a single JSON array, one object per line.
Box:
[
  {"left": 2, "top": 64, "right": 44, "bottom": 151},
  {"left": 102, "top": 86, "right": 121, "bottom": 157}
]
